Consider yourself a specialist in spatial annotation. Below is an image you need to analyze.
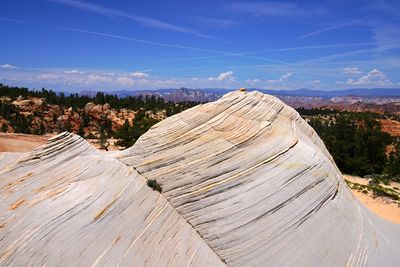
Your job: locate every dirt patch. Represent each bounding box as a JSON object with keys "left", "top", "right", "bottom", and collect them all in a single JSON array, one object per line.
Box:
[
  {"left": 380, "top": 119, "right": 400, "bottom": 137},
  {"left": 0, "top": 133, "right": 122, "bottom": 152},
  {"left": 0, "top": 133, "right": 53, "bottom": 152},
  {"left": 344, "top": 174, "right": 400, "bottom": 224}
]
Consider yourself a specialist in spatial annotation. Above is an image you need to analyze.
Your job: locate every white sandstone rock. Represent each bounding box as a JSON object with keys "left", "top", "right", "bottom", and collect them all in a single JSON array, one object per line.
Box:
[{"left": 1, "top": 91, "right": 399, "bottom": 266}]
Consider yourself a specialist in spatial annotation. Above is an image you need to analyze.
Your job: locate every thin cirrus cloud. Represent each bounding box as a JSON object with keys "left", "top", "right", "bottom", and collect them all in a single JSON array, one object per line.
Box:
[
  {"left": 268, "top": 72, "right": 293, "bottom": 83},
  {"left": 299, "top": 14, "right": 379, "bottom": 39},
  {"left": 0, "top": 13, "right": 284, "bottom": 66},
  {"left": 342, "top": 67, "right": 363, "bottom": 75},
  {"left": 153, "top": 42, "right": 373, "bottom": 63},
  {"left": 267, "top": 42, "right": 374, "bottom": 52},
  {"left": 225, "top": 1, "right": 326, "bottom": 17},
  {"left": 1, "top": 64, "right": 18, "bottom": 69},
  {"left": 246, "top": 78, "right": 261, "bottom": 83},
  {"left": 59, "top": 27, "right": 287, "bottom": 64},
  {"left": 191, "top": 16, "right": 241, "bottom": 30},
  {"left": 0, "top": 16, "right": 25, "bottom": 24},
  {"left": 47, "top": 0, "right": 211, "bottom": 38},
  {"left": 299, "top": 18, "right": 361, "bottom": 39},
  {"left": 0, "top": 13, "right": 282, "bottom": 65}
]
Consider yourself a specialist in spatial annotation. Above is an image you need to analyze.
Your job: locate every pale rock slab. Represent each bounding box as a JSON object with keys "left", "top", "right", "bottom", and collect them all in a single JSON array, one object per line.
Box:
[
  {"left": 1, "top": 91, "right": 399, "bottom": 266},
  {"left": 119, "top": 91, "right": 400, "bottom": 266},
  {"left": 0, "top": 133, "right": 223, "bottom": 266}
]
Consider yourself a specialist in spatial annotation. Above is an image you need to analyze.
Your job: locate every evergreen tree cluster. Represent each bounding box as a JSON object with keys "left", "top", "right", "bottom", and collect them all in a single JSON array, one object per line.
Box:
[
  {"left": 0, "top": 84, "right": 199, "bottom": 111},
  {"left": 386, "top": 139, "right": 400, "bottom": 182},
  {"left": 0, "top": 83, "right": 200, "bottom": 138},
  {"left": 0, "top": 101, "right": 31, "bottom": 133},
  {"left": 300, "top": 108, "right": 399, "bottom": 180},
  {"left": 114, "top": 110, "right": 159, "bottom": 148}
]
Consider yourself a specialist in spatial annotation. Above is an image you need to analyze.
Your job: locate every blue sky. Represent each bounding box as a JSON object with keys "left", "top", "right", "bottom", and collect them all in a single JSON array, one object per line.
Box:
[{"left": 0, "top": 0, "right": 399, "bottom": 91}]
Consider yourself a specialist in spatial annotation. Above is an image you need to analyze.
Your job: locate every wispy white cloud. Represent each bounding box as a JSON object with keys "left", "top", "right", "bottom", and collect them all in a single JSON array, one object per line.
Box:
[
  {"left": 292, "top": 44, "right": 400, "bottom": 67},
  {"left": 59, "top": 27, "right": 216, "bottom": 53},
  {"left": 0, "top": 67, "right": 234, "bottom": 89},
  {"left": 48, "top": 0, "right": 210, "bottom": 38},
  {"left": 192, "top": 16, "right": 241, "bottom": 30},
  {"left": 299, "top": 18, "right": 361, "bottom": 39},
  {"left": 366, "top": 19, "right": 400, "bottom": 54},
  {"left": 208, "top": 71, "right": 235, "bottom": 82},
  {"left": 116, "top": 76, "right": 136, "bottom": 86},
  {"left": 64, "top": 69, "right": 85, "bottom": 74},
  {"left": 269, "top": 43, "right": 374, "bottom": 52},
  {"left": 337, "top": 69, "right": 392, "bottom": 86},
  {"left": 60, "top": 27, "right": 287, "bottom": 64},
  {"left": 217, "top": 71, "right": 235, "bottom": 81},
  {"left": 1, "top": 64, "right": 18, "bottom": 69},
  {"left": 129, "top": 72, "right": 149, "bottom": 78},
  {"left": 246, "top": 78, "right": 261, "bottom": 84},
  {"left": 154, "top": 42, "right": 373, "bottom": 63},
  {"left": 268, "top": 72, "right": 293, "bottom": 83},
  {"left": 1, "top": 65, "right": 396, "bottom": 90},
  {"left": 38, "top": 73, "right": 60, "bottom": 81},
  {"left": 225, "top": 2, "right": 325, "bottom": 17},
  {"left": 86, "top": 74, "right": 112, "bottom": 83},
  {"left": 307, "top": 80, "right": 321, "bottom": 85},
  {"left": 342, "top": 67, "right": 363, "bottom": 75},
  {"left": 279, "top": 72, "right": 293, "bottom": 81},
  {"left": 0, "top": 16, "right": 25, "bottom": 24}
]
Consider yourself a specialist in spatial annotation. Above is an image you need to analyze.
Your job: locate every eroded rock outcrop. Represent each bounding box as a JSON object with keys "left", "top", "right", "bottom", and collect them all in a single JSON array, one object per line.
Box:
[
  {"left": 118, "top": 90, "right": 400, "bottom": 266},
  {"left": 1, "top": 91, "right": 399, "bottom": 266}
]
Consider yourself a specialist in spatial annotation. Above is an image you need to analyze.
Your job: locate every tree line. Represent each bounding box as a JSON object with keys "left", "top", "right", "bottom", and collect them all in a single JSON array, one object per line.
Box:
[
  {"left": 0, "top": 84, "right": 200, "bottom": 147},
  {"left": 298, "top": 108, "right": 400, "bottom": 181},
  {"left": 0, "top": 83, "right": 199, "bottom": 112}
]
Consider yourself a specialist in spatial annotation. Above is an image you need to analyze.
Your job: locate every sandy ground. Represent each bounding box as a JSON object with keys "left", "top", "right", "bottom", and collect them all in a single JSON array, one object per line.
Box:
[
  {"left": 0, "top": 133, "right": 123, "bottom": 152},
  {"left": 0, "top": 132, "right": 53, "bottom": 152},
  {"left": 344, "top": 175, "right": 400, "bottom": 224}
]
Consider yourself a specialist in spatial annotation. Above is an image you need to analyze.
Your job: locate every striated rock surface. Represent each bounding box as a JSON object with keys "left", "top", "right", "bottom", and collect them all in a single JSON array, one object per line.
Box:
[
  {"left": 118, "top": 91, "right": 400, "bottom": 266},
  {"left": 1, "top": 90, "right": 400, "bottom": 266},
  {"left": 0, "top": 132, "right": 223, "bottom": 266}
]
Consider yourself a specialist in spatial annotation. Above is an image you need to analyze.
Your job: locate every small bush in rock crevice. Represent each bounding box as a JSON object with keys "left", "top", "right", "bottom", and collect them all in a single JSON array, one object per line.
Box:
[{"left": 147, "top": 179, "right": 162, "bottom": 193}]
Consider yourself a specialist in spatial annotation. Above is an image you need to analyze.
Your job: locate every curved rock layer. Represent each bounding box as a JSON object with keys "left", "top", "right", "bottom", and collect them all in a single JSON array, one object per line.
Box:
[
  {"left": 119, "top": 91, "right": 400, "bottom": 266},
  {"left": 0, "top": 133, "right": 223, "bottom": 266},
  {"left": 0, "top": 91, "right": 399, "bottom": 266}
]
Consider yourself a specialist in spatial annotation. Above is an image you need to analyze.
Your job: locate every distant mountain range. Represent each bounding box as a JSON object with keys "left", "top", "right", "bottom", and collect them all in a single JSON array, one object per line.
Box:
[
  {"left": 80, "top": 88, "right": 222, "bottom": 102},
  {"left": 79, "top": 87, "right": 400, "bottom": 102}
]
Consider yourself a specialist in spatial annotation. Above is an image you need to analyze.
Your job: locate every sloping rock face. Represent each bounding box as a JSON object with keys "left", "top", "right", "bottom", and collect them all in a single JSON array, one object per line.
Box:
[
  {"left": 0, "top": 90, "right": 399, "bottom": 266},
  {"left": 0, "top": 133, "right": 223, "bottom": 266},
  {"left": 118, "top": 91, "right": 400, "bottom": 266}
]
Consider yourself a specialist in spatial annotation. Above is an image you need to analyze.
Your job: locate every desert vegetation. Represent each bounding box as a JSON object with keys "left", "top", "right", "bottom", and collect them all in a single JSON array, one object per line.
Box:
[
  {"left": 345, "top": 177, "right": 400, "bottom": 203},
  {"left": 297, "top": 108, "right": 400, "bottom": 182},
  {"left": 147, "top": 179, "right": 162, "bottom": 193},
  {"left": 0, "top": 84, "right": 199, "bottom": 148}
]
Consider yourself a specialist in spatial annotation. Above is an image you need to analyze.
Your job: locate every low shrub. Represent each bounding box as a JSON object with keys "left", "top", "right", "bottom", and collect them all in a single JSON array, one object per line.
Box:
[{"left": 147, "top": 179, "right": 162, "bottom": 193}]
